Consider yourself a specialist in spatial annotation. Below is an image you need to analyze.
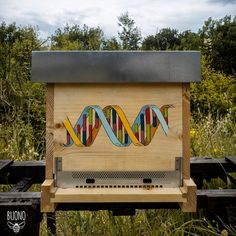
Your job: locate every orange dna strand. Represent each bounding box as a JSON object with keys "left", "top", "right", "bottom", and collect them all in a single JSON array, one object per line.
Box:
[{"left": 64, "top": 105, "right": 172, "bottom": 147}]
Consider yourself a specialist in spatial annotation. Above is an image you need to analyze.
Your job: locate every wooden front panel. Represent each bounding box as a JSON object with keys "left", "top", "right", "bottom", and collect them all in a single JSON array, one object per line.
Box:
[{"left": 53, "top": 84, "right": 183, "bottom": 172}]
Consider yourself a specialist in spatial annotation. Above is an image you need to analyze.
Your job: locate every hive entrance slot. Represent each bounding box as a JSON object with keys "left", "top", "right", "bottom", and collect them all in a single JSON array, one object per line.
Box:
[
  {"left": 86, "top": 179, "right": 95, "bottom": 184},
  {"left": 143, "top": 178, "right": 152, "bottom": 184}
]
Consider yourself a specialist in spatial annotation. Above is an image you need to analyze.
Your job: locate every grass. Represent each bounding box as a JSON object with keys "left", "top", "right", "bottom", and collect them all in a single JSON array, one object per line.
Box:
[
  {"left": 46, "top": 210, "right": 224, "bottom": 236},
  {"left": 190, "top": 112, "right": 236, "bottom": 158}
]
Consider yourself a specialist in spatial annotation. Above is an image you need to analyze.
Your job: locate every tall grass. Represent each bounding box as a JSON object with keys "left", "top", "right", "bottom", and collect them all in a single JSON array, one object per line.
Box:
[
  {"left": 191, "top": 111, "right": 236, "bottom": 158},
  {"left": 50, "top": 210, "right": 224, "bottom": 236},
  {"left": 0, "top": 121, "right": 40, "bottom": 161}
]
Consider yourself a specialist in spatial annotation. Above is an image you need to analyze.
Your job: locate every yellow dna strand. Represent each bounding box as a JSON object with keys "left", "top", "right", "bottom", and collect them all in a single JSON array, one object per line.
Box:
[{"left": 64, "top": 105, "right": 172, "bottom": 147}]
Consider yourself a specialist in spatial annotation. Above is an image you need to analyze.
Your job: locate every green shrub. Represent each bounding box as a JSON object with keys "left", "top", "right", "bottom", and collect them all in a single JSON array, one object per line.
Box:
[{"left": 191, "top": 58, "right": 235, "bottom": 119}]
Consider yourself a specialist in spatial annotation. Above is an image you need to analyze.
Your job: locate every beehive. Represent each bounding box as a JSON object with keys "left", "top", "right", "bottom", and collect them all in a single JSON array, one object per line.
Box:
[{"left": 31, "top": 51, "right": 201, "bottom": 212}]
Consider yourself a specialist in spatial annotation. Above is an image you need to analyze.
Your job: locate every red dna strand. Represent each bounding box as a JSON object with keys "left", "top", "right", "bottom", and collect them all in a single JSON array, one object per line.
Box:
[{"left": 64, "top": 105, "right": 172, "bottom": 147}]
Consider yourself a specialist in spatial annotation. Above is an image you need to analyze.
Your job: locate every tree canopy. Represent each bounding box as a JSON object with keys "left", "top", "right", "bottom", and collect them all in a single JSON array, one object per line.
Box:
[
  {"left": 51, "top": 24, "right": 104, "bottom": 50},
  {"left": 142, "top": 28, "right": 181, "bottom": 50},
  {"left": 199, "top": 15, "right": 236, "bottom": 75},
  {"left": 117, "top": 12, "right": 142, "bottom": 50},
  {"left": 0, "top": 22, "right": 45, "bottom": 159}
]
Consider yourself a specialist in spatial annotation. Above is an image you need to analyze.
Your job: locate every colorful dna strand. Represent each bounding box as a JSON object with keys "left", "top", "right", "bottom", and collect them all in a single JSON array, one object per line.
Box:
[{"left": 64, "top": 105, "right": 172, "bottom": 147}]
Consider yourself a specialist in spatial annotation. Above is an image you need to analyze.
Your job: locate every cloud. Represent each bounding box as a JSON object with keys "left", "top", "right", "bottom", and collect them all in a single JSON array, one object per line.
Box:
[
  {"left": 207, "top": 0, "right": 236, "bottom": 4},
  {"left": 0, "top": 0, "right": 235, "bottom": 39}
]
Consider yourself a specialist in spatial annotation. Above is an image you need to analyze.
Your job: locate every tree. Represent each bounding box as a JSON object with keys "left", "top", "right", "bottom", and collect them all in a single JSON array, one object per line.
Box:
[
  {"left": 178, "top": 30, "right": 201, "bottom": 50},
  {"left": 102, "top": 37, "right": 121, "bottom": 50},
  {"left": 199, "top": 15, "right": 236, "bottom": 75},
  {"left": 0, "top": 22, "right": 45, "bottom": 159},
  {"left": 141, "top": 35, "right": 157, "bottom": 50},
  {"left": 118, "top": 12, "right": 142, "bottom": 50},
  {"left": 142, "top": 28, "right": 180, "bottom": 50},
  {"left": 51, "top": 24, "right": 104, "bottom": 50},
  {"left": 157, "top": 28, "right": 180, "bottom": 50},
  {"left": 0, "top": 22, "right": 41, "bottom": 116}
]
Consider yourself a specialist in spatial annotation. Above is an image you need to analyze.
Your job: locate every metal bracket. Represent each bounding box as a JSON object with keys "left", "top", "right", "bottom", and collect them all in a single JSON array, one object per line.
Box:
[{"left": 55, "top": 157, "right": 62, "bottom": 172}]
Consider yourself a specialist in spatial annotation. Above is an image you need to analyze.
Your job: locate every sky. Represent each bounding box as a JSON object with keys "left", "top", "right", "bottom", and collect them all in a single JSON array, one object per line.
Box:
[{"left": 0, "top": 0, "right": 235, "bottom": 39}]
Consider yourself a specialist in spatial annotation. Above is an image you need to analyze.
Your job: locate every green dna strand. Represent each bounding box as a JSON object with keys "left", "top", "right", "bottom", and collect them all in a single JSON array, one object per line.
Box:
[{"left": 64, "top": 105, "right": 172, "bottom": 147}]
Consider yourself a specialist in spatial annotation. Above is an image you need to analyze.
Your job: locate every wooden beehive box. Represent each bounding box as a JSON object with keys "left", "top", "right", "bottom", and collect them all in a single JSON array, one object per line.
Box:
[{"left": 31, "top": 51, "right": 201, "bottom": 213}]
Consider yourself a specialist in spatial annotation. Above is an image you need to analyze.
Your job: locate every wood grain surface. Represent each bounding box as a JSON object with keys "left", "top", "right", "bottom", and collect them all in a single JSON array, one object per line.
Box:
[{"left": 53, "top": 84, "right": 183, "bottom": 172}]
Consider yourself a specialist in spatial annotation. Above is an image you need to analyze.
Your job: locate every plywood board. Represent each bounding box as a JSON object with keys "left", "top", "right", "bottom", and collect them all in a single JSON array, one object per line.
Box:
[
  {"left": 46, "top": 84, "right": 54, "bottom": 179},
  {"left": 182, "top": 83, "right": 190, "bottom": 179},
  {"left": 53, "top": 83, "right": 183, "bottom": 172}
]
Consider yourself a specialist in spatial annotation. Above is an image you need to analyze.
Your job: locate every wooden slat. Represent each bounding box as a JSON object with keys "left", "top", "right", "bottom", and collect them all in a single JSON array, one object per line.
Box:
[
  {"left": 46, "top": 84, "right": 54, "bottom": 179},
  {"left": 225, "top": 157, "right": 236, "bottom": 166},
  {"left": 52, "top": 187, "right": 186, "bottom": 203},
  {"left": 10, "top": 178, "right": 33, "bottom": 192},
  {"left": 0, "top": 160, "right": 13, "bottom": 172},
  {"left": 191, "top": 157, "right": 236, "bottom": 180},
  {"left": 41, "top": 179, "right": 56, "bottom": 212},
  {"left": 180, "top": 178, "right": 196, "bottom": 212},
  {"left": 182, "top": 83, "right": 190, "bottom": 179},
  {"left": 197, "top": 189, "right": 236, "bottom": 197},
  {"left": 7, "top": 161, "right": 45, "bottom": 184},
  {"left": 0, "top": 192, "right": 40, "bottom": 203}
]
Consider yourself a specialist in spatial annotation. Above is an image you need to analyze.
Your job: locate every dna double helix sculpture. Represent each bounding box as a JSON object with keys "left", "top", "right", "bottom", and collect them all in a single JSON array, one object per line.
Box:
[{"left": 64, "top": 105, "right": 172, "bottom": 147}]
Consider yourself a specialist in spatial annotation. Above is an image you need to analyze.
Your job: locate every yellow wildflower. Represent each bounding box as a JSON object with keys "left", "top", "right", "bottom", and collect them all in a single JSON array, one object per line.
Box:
[
  {"left": 190, "top": 129, "right": 197, "bottom": 138},
  {"left": 212, "top": 148, "right": 220, "bottom": 153}
]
